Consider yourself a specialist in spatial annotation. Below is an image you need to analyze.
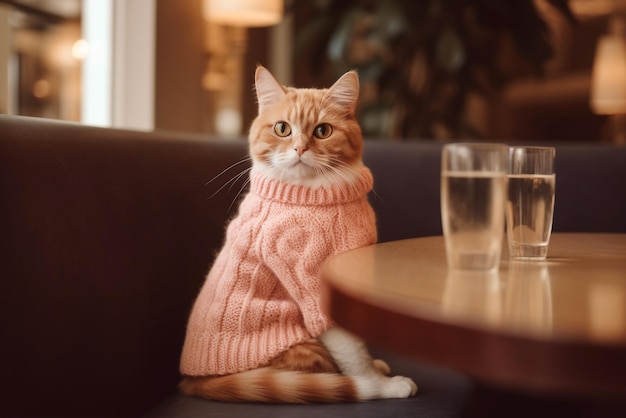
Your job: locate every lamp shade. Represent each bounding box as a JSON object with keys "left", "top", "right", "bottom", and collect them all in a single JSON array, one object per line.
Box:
[
  {"left": 204, "top": 0, "right": 283, "bottom": 27},
  {"left": 590, "top": 18, "right": 626, "bottom": 115}
]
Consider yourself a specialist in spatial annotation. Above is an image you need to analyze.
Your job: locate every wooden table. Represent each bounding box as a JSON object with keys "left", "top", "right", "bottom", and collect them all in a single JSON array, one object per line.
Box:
[{"left": 321, "top": 233, "right": 626, "bottom": 399}]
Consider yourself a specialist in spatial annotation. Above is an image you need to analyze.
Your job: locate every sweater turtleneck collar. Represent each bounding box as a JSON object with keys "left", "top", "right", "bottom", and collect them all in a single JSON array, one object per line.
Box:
[{"left": 249, "top": 167, "right": 373, "bottom": 206}]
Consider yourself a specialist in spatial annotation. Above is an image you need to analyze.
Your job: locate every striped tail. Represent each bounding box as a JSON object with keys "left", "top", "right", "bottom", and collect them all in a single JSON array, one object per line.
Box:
[{"left": 179, "top": 368, "right": 359, "bottom": 403}]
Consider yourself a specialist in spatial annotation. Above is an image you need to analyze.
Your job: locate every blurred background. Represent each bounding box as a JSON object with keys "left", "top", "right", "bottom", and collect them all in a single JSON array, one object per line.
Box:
[{"left": 1, "top": 0, "right": 625, "bottom": 142}]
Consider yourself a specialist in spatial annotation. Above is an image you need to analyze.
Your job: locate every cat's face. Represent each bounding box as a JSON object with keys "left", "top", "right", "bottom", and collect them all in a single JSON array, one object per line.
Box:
[{"left": 249, "top": 66, "right": 363, "bottom": 188}]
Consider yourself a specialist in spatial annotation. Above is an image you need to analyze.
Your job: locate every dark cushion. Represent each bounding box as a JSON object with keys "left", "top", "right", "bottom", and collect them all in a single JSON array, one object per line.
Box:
[{"left": 146, "top": 348, "right": 473, "bottom": 418}]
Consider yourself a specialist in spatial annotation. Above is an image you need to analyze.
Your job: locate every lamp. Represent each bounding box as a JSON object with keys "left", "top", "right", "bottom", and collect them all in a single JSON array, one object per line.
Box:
[
  {"left": 203, "top": 0, "right": 283, "bottom": 27},
  {"left": 591, "top": 15, "right": 626, "bottom": 143}
]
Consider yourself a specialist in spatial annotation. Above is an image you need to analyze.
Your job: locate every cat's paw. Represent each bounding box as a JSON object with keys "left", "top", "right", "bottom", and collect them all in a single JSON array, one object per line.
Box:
[
  {"left": 372, "top": 359, "right": 390, "bottom": 375},
  {"left": 380, "top": 375, "right": 418, "bottom": 398}
]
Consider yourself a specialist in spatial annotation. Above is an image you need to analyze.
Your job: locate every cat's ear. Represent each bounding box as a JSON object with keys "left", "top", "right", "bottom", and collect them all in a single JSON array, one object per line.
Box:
[
  {"left": 255, "top": 66, "right": 287, "bottom": 113},
  {"left": 323, "top": 71, "right": 359, "bottom": 116}
]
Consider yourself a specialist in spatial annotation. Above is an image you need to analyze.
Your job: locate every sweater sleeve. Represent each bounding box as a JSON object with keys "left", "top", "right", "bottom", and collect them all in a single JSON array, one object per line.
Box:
[
  {"left": 260, "top": 211, "right": 334, "bottom": 338},
  {"left": 259, "top": 201, "right": 377, "bottom": 336}
]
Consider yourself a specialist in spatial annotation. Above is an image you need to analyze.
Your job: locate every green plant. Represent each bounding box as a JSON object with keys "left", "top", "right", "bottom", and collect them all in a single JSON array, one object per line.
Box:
[{"left": 296, "top": 0, "right": 575, "bottom": 139}]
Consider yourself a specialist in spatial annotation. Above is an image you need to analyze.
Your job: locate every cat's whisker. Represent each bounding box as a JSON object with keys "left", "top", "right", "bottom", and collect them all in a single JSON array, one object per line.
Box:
[
  {"left": 227, "top": 167, "right": 252, "bottom": 193},
  {"left": 205, "top": 158, "right": 251, "bottom": 187},
  {"left": 313, "top": 156, "right": 358, "bottom": 189},
  {"left": 228, "top": 176, "right": 252, "bottom": 214},
  {"left": 366, "top": 185, "right": 385, "bottom": 206},
  {"left": 205, "top": 158, "right": 252, "bottom": 200},
  {"left": 321, "top": 156, "right": 384, "bottom": 202},
  {"left": 206, "top": 167, "right": 251, "bottom": 200},
  {"left": 277, "top": 165, "right": 287, "bottom": 184}
]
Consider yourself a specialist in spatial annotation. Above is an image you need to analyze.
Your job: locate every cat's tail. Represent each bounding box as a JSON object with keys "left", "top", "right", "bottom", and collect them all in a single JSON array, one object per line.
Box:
[
  {"left": 179, "top": 368, "right": 358, "bottom": 403},
  {"left": 179, "top": 368, "right": 416, "bottom": 403}
]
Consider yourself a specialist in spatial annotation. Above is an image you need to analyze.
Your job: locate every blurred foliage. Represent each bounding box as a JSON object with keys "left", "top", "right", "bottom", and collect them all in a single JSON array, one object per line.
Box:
[{"left": 295, "top": 0, "right": 575, "bottom": 139}]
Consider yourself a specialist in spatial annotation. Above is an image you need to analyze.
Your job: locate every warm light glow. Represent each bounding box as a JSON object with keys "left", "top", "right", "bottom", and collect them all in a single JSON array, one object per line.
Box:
[
  {"left": 72, "top": 39, "right": 90, "bottom": 60},
  {"left": 32, "top": 79, "right": 51, "bottom": 99},
  {"left": 215, "top": 108, "right": 243, "bottom": 137},
  {"left": 204, "top": 0, "right": 283, "bottom": 27},
  {"left": 590, "top": 17, "right": 626, "bottom": 115}
]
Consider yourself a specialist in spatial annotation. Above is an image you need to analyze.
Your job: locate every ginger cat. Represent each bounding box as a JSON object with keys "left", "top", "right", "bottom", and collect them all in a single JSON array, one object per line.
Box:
[{"left": 179, "top": 66, "right": 418, "bottom": 403}]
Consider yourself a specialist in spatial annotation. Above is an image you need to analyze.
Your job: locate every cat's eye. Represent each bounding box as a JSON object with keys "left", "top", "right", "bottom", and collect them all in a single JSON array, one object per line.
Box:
[
  {"left": 274, "top": 122, "right": 292, "bottom": 137},
  {"left": 313, "top": 123, "right": 333, "bottom": 139}
]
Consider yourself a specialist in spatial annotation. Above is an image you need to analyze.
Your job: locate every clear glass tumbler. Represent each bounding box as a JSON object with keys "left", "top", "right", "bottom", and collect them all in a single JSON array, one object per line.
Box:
[
  {"left": 506, "top": 146, "right": 556, "bottom": 260},
  {"left": 441, "top": 143, "right": 508, "bottom": 271}
]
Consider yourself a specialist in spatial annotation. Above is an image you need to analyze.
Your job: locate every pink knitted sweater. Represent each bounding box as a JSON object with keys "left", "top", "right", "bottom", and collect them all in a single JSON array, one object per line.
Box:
[{"left": 180, "top": 167, "right": 377, "bottom": 376}]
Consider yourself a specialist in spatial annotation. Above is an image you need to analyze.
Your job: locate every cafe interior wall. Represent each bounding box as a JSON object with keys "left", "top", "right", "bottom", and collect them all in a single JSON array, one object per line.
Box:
[
  {"left": 489, "top": 7, "right": 610, "bottom": 142},
  {"left": 0, "top": 0, "right": 82, "bottom": 121},
  {"left": 292, "top": 1, "right": 615, "bottom": 142},
  {"left": 0, "top": 0, "right": 620, "bottom": 142}
]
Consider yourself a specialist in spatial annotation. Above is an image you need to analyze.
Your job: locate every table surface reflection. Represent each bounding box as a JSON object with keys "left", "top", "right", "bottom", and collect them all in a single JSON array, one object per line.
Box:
[{"left": 321, "top": 233, "right": 626, "bottom": 398}]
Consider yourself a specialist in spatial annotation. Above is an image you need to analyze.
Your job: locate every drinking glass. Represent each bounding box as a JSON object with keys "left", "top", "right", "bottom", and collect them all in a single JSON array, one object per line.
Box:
[
  {"left": 441, "top": 143, "right": 508, "bottom": 271},
  {"left": 506, "top": 146, "right": 556, "bottom": 260}
]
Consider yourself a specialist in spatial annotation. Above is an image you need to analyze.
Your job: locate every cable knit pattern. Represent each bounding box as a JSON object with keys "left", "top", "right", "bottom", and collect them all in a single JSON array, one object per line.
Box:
[{"left": 180, "top": 167, "right": 377, "bottom": 376}]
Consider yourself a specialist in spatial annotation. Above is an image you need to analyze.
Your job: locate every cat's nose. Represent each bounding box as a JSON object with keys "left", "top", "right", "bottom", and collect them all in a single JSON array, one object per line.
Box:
[{"left": 295, "top": 146, "right": 308, "bottom": 157}]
